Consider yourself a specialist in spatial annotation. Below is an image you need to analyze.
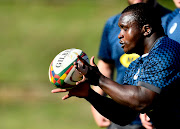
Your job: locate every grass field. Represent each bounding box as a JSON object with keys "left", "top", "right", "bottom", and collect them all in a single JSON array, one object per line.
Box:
[{"left": 0, "top": 0, "right": 175, "bottom": 129}]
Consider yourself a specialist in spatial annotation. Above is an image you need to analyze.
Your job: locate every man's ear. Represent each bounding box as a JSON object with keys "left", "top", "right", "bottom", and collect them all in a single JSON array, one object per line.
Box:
[{"left": 143, "top": 24, "right": 152, "bottom": 36}]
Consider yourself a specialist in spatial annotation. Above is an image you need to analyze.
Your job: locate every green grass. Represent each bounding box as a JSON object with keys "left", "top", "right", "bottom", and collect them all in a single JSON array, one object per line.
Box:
[
  {"left": 0, "top": 83, "right": 99, "bottom": 129},
  {"left": 0, "top": 99, "right": 99, "bottom": 129},
  {"left": 0, "top": 0, "right": 176, "bottom": 129}
]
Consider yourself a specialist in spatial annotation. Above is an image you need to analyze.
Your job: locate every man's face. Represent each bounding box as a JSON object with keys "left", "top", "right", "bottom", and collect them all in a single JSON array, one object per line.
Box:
[
  {"left": 118, "top": 12, "right": 143, "bottom": 54},
  {"left": 173, "top": 0, "right": 180, "bottom": 8},
  {"left": 128, "top": 0, "right": 155, "bottom": 5}
]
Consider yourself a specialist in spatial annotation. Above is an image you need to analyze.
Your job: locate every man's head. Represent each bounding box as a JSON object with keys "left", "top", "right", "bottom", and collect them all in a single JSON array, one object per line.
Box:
[
  {"left": 118, "top": 3, "right": 163, "bottom": 54},
  {"left": 128, "top": 0, "right": 156, "bottom": 6}
]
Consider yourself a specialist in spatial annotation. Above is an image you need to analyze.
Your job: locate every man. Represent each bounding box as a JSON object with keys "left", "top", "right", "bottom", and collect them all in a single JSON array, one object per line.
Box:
[
  {"left": 52, "top": 3, "right": 180, "bottom": 129},
  {"left": 94, "top": 0, "right": 171, "bottom": 128}
]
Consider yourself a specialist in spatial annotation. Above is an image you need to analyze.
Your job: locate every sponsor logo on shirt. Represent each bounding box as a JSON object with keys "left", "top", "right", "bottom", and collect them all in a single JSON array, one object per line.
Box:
[
  {"left": 169, "top": 22, "right": 177, "bottom": 34},
  {"left": 120, "top": 53, "right": 140, "bottom": 68},
  {"left": 134, "top": 68, "right": 140, "bottom": 80}
]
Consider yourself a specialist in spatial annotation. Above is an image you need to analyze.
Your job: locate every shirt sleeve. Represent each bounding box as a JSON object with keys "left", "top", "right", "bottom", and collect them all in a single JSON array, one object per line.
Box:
[{"left": 138, "top": 44, "right": 180, "bottom": 94}]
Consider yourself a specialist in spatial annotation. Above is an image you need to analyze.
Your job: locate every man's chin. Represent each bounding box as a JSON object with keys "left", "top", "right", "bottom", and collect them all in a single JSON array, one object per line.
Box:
[
  {"left": 125, "top": 50, "right": 133, "bottom": 54},
  {"left": 125, "top": 51, "right": 130, "bottom": 54},
  {"left": 125, "top": 47, "right": 142, "bottom": 55}
]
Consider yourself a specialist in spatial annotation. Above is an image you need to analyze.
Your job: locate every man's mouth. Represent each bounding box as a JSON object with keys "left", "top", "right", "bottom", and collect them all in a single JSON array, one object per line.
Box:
[{"left": 119, "top": 40, "right": 125, "bottom": 48}]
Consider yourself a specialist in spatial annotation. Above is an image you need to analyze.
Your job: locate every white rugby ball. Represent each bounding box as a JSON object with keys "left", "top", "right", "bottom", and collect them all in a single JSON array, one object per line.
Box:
[{"left": 49, "top": 48, "right": 89, "bottom": 89}]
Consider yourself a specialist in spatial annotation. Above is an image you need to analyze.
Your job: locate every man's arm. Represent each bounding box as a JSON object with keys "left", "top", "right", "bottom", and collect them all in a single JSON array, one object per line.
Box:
[
  {"left": 139, "top": 113, "right": 154, "bottom": 129},
  {"left": 51, "top": 81, "right": 150, "bottom": 126},
  {"left": 85, "top": 78, "right": 157, "bottom": 126},
  {"left": 86, "top": 88, "right": 139, "bottom": 126},
  {"left": 99, "top": 75, "right": 157, "bottom": 111},
  {"left": 76, "top": 56, "right": 158, "bottom": 112}
]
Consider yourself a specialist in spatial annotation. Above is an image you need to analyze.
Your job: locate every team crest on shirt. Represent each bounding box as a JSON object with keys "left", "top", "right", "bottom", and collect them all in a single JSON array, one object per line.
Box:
[
  {"left": 133, "top": 68, "right": 140, "bottom": 80},
  {"left": 120, "top": 53, "right": 140, "bottom": 68},
  {"left": 169, "top": 22, "right": 177, "bottom": 34}
]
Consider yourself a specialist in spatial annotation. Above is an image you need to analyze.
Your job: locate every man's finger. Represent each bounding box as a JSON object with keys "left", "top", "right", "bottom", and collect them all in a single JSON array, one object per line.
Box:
[
  {"left": 51, "top": 88, "right": 68, "bottom": 93},
  {"left": 77, "top": 55, "right": 90, "bottom": 66},
  {"left": 76, "top": 75, "right": 87, "bottom": 85},
  {"left": 62, "top": 94, "right": 71, "bottom": 100},
  {"left": 90, "top": 56, "right": 96, "bottom": 67}
]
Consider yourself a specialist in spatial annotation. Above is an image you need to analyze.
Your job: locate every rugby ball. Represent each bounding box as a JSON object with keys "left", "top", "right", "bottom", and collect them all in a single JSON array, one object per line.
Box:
[{"left": 49, "top": 48, "right": 89, "bottom": 89}]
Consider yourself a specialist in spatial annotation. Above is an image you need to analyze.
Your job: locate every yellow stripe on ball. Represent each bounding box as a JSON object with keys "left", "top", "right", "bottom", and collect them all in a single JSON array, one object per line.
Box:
[
  {"left": 60, "top": 73, "right": 67, "bottom": 80},
  {"left": 51, "top": 76, "right": 55, "bottom": 83}
]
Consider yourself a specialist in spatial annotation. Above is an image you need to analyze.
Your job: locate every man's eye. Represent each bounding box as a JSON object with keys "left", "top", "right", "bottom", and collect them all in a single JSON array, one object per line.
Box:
[{"left": 124, "top": 28, "right": 128, "bottom": 31}]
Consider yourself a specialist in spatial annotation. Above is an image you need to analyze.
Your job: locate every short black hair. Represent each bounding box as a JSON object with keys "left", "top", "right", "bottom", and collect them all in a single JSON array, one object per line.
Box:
[{"left": 122, "top": 3, "right": 163, "bottom": 32}]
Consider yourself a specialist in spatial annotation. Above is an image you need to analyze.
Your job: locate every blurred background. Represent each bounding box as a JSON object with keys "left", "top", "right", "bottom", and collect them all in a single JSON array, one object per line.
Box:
[{"left": 0, "top": 0, "right": 175, "bottom": 129}]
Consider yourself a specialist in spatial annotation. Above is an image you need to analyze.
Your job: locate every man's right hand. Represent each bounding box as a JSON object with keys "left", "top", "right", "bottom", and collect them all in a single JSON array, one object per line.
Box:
[{"left": 75, "top": 56, "right": 102, "bottom": 86}]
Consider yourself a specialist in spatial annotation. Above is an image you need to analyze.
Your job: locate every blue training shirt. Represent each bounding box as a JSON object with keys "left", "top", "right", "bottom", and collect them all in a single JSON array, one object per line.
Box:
[
  {"left": 165, "top": 8, "right": 180, "bottom": 43},
  {"left": 123, "top": 36, "right": 180, "bottom": 128}
]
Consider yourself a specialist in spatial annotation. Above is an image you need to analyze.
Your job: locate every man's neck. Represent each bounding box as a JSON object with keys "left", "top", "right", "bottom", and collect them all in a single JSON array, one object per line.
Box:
[{"left": 144, "top": 33, "right": 163, "bottom": 54}]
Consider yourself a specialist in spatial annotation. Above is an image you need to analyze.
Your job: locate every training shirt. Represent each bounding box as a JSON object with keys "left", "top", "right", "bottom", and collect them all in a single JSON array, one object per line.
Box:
[
  {"left": 164, "top": 8, "right": 180, "bottom": 43},
  {"left": 123, "top": 36, "right": 180, "bottom": 128}
]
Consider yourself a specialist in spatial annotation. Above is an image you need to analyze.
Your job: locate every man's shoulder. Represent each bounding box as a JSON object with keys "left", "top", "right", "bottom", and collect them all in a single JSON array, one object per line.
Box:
[
  {"left": 160, "top": 36, "right": 180, "bottom": 47},
  {"left": 150, "top": 37, "right": 180, "bottom": 63},
  {"left": 155, "top": 37, "right": 180, "bottom": 52},
  {"left": 167, "top": 8, "right": 180, "bottom": 23},
  {"left": 163, "top": 8, "right": 180, "bottom": 34}
]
